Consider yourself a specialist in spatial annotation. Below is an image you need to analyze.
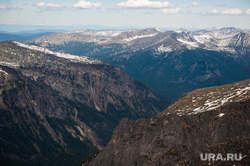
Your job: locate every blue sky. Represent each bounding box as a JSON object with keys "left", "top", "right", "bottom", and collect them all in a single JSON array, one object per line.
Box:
[{"left": 0, "top": 0, "right": 250, "bottom": 31}]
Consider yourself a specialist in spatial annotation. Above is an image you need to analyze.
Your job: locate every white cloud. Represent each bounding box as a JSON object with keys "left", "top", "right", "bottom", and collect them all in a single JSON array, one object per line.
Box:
[
  {"left": 117, "top": 0, "right": 172, "bottom": 9},
  {"left": 73, "top": 0, "right": 101, "bottom": 9},
  {"left": 162, "top": 8, "right": 180, "bottom": 14},
  {"left": 37, "top": 2, "right": 62, "bottom": 8},
  {"left": 0, "top": 5, "right": 9, "bottom": 10},
  {"left": 0, "top": 5, "right": 22, "bottom": 10},
  {"left": 246, "top": 9, "right": 250, "bottom": 15},
  {"left": 190, "top": 2, "right": 201, "bottom": 7},
  {"left": 209, "top": 9, "right": 219, "bottom": 15},
  {"left": 221, "top": 9, "right": 243, "bottom": 15},
  {"left": 0, "top": 5, "right": 8, "bottom": 10},
  {"left": 202, "top": 8, "right": 250, "bottom": 16}
]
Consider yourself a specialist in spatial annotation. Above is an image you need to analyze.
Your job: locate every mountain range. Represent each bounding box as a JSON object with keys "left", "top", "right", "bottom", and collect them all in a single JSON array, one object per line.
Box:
[
  {"left": 26, "top": 27, "right": 250, "bottom": 54},
  {"left": 1, "top": 26, "right": 250, "bottom": 165},
  {"left": 26, "top": 27, "right": 250, "bottom": 100},
  {"left": 0, "top": 41, "right": 168, "bottom": 165},
  {"left": 0, "top": 31, "right": 59, "bottom": 42}
]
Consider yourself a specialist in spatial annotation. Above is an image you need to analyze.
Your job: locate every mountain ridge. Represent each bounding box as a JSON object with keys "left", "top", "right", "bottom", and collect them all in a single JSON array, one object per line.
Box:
[
  {"left": 0, "top": 41, "right": 168, "bottom": 165},
  {"left": 87, "top": 79, "right": 250, "bottom": 166}
]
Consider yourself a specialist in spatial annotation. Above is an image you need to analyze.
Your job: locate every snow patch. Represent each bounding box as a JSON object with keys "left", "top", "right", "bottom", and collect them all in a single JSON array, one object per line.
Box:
[
  {"left": 14, "top": 42, "right": 102, "bottom": 64},
  {"left": 190, "top": 86, "right": 250, "bottom": 115},
  {"left": 0, "top": 61, "right": 19, "bottom": 68},
  {"left": 124, "top": 33, "right": 157, "bottom": 42},
  {"left": 177, "top": 38, "right": 199, "bottom": 48},
  {"left": 193, "top": 35, "right": 213, "bottom": 44},
  {"left": 157, "top": 45, "right": 173, "bottom": 53},
  {"left": 217, "top": 113, "right": 225, "bottom": 117},
  {"left": 174, "top": 83, "right": 250, "bottom": 116}
]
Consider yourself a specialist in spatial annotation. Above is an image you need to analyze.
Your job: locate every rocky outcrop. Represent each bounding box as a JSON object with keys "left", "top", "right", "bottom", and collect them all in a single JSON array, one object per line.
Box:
[{"left": 88, "top": 79, "right": 250, "bottom": 166}]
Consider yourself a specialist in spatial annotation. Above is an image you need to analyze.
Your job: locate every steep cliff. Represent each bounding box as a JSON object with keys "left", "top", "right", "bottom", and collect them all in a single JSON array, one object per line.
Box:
[{"left": 0, "top": 65, "right": 100, "bottom": 165}]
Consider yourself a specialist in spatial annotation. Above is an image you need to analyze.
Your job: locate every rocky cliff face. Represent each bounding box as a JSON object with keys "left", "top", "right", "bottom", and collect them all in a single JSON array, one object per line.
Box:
[
  {"left": 0, "top": 65, "right": 100, "bottom": 166},
  {"left": 88, "top": 79, "right": 250, "bottom": 166},
  {"left": 0, "top": 41, "right": 168, "bottom": 165},
  {"left": 0, "top": 41, "right": 167, "bottom": 117}
]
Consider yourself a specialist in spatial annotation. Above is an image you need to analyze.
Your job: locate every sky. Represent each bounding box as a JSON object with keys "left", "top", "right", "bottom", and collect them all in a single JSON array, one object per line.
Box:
[{"left": 0, "top": 0, "right": 250, "bottom": 32}]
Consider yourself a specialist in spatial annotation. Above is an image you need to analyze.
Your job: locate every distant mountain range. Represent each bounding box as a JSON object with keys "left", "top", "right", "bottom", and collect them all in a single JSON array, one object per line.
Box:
[
  {"left": 26, "top": 27, "right": 250, "bottom": 100},
  {"left": 87, "top": 79, "right": 250, "bottom": 166},
  {"left": 0, "top": 41, "right": 168, "bottom": 165},
  {"left": 26, "top": 27, "right": 250, "bottom": 53},
  {"left": 0, "top": 31, "right": 59, "bottom": 42}
]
